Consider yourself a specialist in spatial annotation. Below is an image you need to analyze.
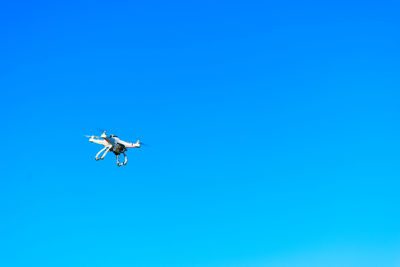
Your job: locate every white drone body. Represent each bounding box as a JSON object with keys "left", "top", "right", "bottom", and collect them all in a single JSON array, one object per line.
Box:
[{"left": 86, "top": 131, "right": 140, "bottom": 166}]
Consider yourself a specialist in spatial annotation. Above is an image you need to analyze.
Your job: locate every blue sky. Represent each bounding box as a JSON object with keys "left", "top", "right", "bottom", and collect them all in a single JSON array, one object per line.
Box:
[{"left": 1, "top": 0, "right": 400, "bottom": 266}]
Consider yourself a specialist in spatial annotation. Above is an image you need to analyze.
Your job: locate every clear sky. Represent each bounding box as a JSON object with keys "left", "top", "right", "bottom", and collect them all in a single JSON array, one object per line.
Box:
[{"left": 1, "top": 1, "right": 400, "bottom": 266}]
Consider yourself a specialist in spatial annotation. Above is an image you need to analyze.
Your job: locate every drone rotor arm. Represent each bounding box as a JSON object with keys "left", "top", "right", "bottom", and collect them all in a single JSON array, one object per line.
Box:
[
  {"left": 118, "top": 140, "right": 141, "bottom": 148},
  {"left": 89, "top": 138, "right": 109, "bottom": 146}
]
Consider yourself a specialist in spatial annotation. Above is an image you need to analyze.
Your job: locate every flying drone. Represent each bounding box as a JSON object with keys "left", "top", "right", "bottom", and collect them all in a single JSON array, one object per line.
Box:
[{"left": 86, "top": 131, "right": 141, "bottom": 166}]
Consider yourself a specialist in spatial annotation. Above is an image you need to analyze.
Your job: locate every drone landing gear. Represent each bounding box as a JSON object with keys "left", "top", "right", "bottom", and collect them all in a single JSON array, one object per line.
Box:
[
  {"left": 95, "top": 146, "right": 111, "bottom": 161},
  {"left": 116, "top": 152, "right": 127, "bottom": 167}
]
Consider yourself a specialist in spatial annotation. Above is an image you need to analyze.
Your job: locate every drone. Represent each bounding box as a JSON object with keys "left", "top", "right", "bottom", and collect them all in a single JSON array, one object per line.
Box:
[{"left": 86, "top": 131, "right": 141, "bottom": 166}]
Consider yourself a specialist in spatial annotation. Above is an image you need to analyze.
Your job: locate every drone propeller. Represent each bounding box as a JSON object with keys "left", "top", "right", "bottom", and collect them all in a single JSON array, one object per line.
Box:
[
  {"left": 84, "top": 135, "right": 101, "bottom": 138},
  {"left": 139, "top": 141, "right": 149, "bottom": 147},
  {"left": 97, "top": 128, "right": 109, "bottom": 134}
]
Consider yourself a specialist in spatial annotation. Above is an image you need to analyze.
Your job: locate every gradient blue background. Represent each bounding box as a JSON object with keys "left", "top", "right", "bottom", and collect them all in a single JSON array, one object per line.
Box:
[{"left": 1, "top": 1, "right": 400, "bottom": 266}]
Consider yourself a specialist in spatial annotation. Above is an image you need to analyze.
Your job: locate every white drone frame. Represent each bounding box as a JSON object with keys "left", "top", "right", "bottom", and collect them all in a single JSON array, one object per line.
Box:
[{"left": 87, "top": 131, "right": 140, "bottom": 166}]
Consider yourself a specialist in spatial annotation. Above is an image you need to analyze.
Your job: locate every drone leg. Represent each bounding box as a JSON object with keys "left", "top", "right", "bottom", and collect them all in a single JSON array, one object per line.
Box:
[
  {"left": 95, "top": 147, "right": 108, "bottom": 160},
  {"left": 100, "top": 146, "right": 112, "bottom": 159},
  {"left": 116, "top": 153, "right": 127, "bottom": 167},
  {"left": 122, "top": 152, "right": 128, "bottom": 165}
]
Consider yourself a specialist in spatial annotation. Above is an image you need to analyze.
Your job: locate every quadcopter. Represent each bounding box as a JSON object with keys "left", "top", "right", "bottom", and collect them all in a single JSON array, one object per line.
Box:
[{"left": 86, "top": 131, "right": 141, "bottom": 166}]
